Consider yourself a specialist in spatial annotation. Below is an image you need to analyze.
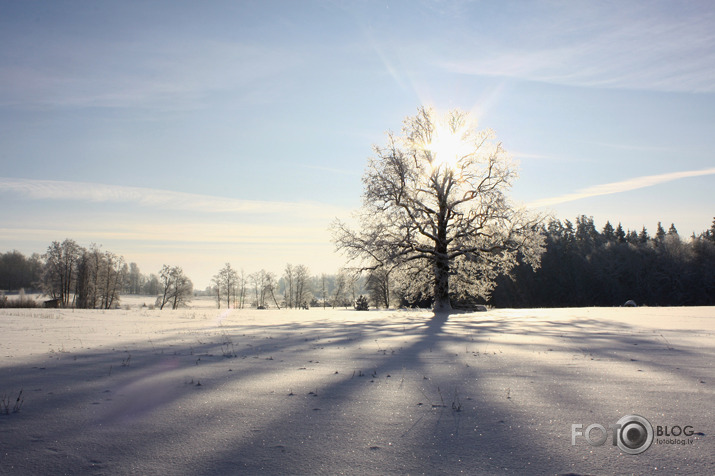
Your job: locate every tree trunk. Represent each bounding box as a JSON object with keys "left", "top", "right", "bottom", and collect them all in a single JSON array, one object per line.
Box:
[
  {"left": 433, "top": 256, "right": 451, "bottom": 311},
  {"left": 226, "top": 280, "right": 231, "bottom": 309},
  {"left": 270, "top": 286, "right": 281, "bottom": 309},
  {"left": 433, "top": 203, "right": 452, "bottom": 311},
  {"left": 433, "top": 224, "right": 452, "bottom": 312}
]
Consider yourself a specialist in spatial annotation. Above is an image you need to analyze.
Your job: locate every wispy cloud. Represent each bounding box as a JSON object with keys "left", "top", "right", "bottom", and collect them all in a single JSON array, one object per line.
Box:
[
  {"left": 0, "top": 178, "right": 346, "bottom": 219},
  {"left": 509, "top": 150, "right": 554, "bottom": 161},
  {"left": 528, "top": 167, "right": 715, "bottom": 208},
  {"left": 438, "top": 3, "right": 715, "bottom": 93},
  {"left": 0, "top": 220, "right": 329, "bottom": 246},
  {"left": 0, "top": 37, "right": 300, "bottom": 110}
]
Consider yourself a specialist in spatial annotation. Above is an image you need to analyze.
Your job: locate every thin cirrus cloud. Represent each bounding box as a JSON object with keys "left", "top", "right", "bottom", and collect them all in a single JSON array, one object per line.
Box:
[
  {"left": 0, "top": 37, "right": 300, "bottom": 109},
  {"left": 442, "top": 42, "right": 715, "bottom": 94},
  {"left": 0, "top": 177, "right": 346, "bottom": 219},
  {"left": 528, "top": 167, "right": 715, "bottom": 209},
  {"left": 438, "top": 4, "right": 715, "bottom": 93}
]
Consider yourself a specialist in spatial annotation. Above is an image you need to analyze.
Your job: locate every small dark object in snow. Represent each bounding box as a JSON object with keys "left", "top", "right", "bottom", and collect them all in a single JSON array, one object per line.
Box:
[
  {"left": 43, "top": 299, "right": 60, "bottom": 308},
  {"left": 354, "top": 295, "right": 369, "bottom": 311}
]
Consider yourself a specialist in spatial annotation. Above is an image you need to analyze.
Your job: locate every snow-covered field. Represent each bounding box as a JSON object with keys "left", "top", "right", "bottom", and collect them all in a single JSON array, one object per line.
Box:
[{"left": 1, "top": 304, "right": 713, "bottom": 475}]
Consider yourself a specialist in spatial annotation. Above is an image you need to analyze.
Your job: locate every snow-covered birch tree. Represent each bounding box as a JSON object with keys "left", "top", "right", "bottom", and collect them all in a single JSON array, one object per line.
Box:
[{"left": 332, "top": 106, "right": 545, "bottom": 311}]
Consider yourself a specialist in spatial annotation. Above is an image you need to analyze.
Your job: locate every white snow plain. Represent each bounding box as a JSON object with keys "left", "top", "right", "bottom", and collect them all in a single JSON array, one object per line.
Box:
[{"left": 1, "top": 303, "right": 713, "bottom": 475}]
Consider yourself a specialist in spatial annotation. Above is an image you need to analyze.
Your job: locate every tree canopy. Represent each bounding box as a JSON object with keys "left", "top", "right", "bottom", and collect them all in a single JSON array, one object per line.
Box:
[{"left": 332, "top": 106, "right": 545, "bottom": 310}]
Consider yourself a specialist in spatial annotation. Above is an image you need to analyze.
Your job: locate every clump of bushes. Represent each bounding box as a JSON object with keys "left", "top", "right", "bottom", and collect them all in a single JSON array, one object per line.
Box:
[
  {"left": 0, "top": 290, "right": 39, "bottom": 308},
  {"left": 354, "top": 295, "right": 369, "bottom": 311}
]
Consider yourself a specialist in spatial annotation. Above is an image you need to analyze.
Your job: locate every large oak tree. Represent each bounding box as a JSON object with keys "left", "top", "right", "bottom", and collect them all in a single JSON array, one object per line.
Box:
[{"left": 332, "top": 107, "right": 545, "bottom": 311}]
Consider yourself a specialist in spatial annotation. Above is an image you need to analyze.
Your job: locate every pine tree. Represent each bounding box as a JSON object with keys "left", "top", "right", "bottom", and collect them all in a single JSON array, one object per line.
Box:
[
  {"left": 615, "top": 223, "right": 626, "bottom": 243},
  {"left": 667, "top": 223, "right": 679, "bottom": 238},
  {"left": 602, "top": 221, "right": 615, "bottom": 242},
  {"left": 638, "top": 227, "right": 650, "bottom": 244},
  {"left": 655, "top": 222, "right": 666, "bottom": 241}
]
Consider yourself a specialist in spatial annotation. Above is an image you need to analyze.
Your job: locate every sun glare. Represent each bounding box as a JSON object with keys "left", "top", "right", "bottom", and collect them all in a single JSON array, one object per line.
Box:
[{"left": 424, "top": 122, "right": 471, "bottom": 172}]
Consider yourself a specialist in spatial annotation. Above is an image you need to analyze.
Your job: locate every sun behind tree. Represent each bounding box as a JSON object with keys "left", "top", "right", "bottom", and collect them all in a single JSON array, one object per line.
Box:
[
  {"left": 332, "top": 106, "right": 545, "bottom": 311},
  {"left": 421, "top": 115, "right": 473, "bottom": 172}
]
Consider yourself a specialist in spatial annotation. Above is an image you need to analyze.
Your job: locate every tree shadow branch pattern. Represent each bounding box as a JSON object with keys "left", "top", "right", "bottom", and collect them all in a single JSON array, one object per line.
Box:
[{"left": 0, "top": 309, "right": 712, "bottom": 475}]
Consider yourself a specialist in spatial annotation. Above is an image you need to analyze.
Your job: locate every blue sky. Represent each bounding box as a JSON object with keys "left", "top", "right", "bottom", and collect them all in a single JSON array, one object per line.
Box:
[{"left": 1, "top": 0, "right": 714, "bottom": 289}]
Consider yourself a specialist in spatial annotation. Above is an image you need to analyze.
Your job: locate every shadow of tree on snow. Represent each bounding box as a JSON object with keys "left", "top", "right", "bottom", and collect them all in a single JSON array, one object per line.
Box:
[{"left": 0, "top": 308, "right": 712, "bottom": 475}]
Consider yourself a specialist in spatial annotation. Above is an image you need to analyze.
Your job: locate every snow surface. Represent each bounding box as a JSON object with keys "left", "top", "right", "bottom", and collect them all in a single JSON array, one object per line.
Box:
[{"left": 1, "top": 303, "right": 713, "bottom": 475}]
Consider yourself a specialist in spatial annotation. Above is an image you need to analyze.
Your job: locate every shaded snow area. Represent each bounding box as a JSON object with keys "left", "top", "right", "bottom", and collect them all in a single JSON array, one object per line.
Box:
[{"left": 1, "top": 306, "right": 713, "bottom": 475}]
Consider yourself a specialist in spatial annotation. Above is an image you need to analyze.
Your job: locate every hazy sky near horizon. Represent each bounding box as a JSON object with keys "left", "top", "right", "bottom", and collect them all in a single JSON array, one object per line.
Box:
[{"left": 1, "top": 0, "right": 714, "bottom": 289}]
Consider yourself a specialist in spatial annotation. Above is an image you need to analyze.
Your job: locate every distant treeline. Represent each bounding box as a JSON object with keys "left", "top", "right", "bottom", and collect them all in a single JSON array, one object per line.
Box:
[
  {"left": 0, "top": 251, "right": 43, "bottom": 292},
  {"left": 0, "top": 241, "right": 167, "bottom": 308},
  {"left": 490, "top": 216, "right": 715, "bottom": 308},
  {"left": 0, "top": 241, "right": 359, "bottom": 310},
  {"left": 2, "top": 216, "right": 714, "bottom": 309},
  {"left": 0, "top": 248, "right": 149, "bottom": 297}
]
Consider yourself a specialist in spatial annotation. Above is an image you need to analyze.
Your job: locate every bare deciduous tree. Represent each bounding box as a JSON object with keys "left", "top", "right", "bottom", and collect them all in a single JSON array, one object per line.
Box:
[
  {"left": 249, "top": 271, "right": 265, "bottom": 308},
  {"left": 126, "top": 262, "right": 144, "bottom": 295},
  {"left": 283, "top": 264, "right": 294, "bottom": 308},
  {"left": 367, "top": 267, "right": 392, "bottom": 309},
  {"left": 143, "top": 273, "right": 160, "bottom": 295},
  {"left": 293, "top": 265, "right": 311, "bottom": 309},
  {"left": 332, "top": 106, "right": 545, "bottom": 311},
  {"left": 320, "top": 273, "right": 327, "bottom": 309},
  {"left": 238, "top": 268, "right": 247, "bottom": 309},
  {"left": 157, "top": 265, "right": 193, "bottom": 310},
  {"left": 332, "top": 270, "right": 346, "bottom": 308},
  {"left": 211, "top": 275, "right": 222, "bottom": 309},
  {"left": 42, "top": 239, "right": 82, "bottom": 307},
  {"left": 214, "top": 263, "right": 238, "bottom": 309},
  {"left": 263, "top": 271, "right": 281, "bottom": 309},
  {"left": 99, "top": 251, "right": 124, "bottom": 309},
  {"left": 75, "top": 245, "right": 101, "bottom": 309}
]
